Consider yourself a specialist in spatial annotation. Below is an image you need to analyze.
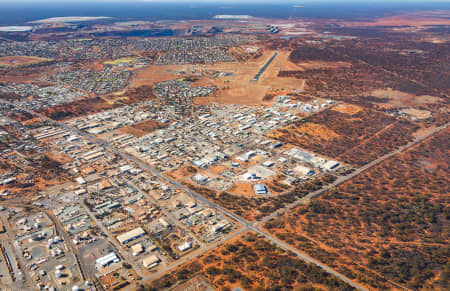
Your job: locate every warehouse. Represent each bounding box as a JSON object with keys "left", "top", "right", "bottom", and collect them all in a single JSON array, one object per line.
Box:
[
  {"left": 211, "top": 220, "right": 231, "bottom": 233},
  {"left": 177, "top": 241, "right": 193, "bottom": 252},
  {"left": 95, "top": 252, "right": 120, "bottom": 268},
  {"left": 262, "top": 160, "right": 274, "bottom": 167},
  {"left": 323, "top": 160, "right": 340, "bottom": 171},
  {"left": 293, "top": 165, "right": 314, "bottom": 177},
  {"left": 131, "top": 243, "right": 144, "bottom": 256},
  {"left": 142, "top": 254, "right": 160, "bottom": 268},
  {"left": 254, "top": 184, "right": 268, "bottom": 195},
  {"left": 116, "top": 227, "right": 146, "bottom": 244},
  {"left": 83, "top": 151, "right": 105, "bottom": 161}
]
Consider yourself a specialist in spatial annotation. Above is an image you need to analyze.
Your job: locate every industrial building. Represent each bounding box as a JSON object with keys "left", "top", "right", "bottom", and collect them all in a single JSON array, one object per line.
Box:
[
  {"left": 95, "top": 252, "right": 120, "bottom": 268},
  {"left": 254, "top": 184, "right": 268, "bottom": 195},
  {"left": 131, "top": 243, "right": 144, "bottom": 256},
  {"left": 177, "top": 241, "right": 193, "bottom": 252},
  {"left": 142, "top": 254, "right": 160, "bottom": 268},
  {"left": 116, "top": 227, "right": 146, "bottom": 244},
  {"left": 293, "top": 165, "right": 314, "bottom": 177},
  {"left": 323, "top": 160, "right": 340, "bottom": 171}
]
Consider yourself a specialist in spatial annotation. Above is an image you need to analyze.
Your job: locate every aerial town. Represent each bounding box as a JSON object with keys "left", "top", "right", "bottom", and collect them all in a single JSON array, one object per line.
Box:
[{"left": 0, "top": 2, "right": 448, "bottom": 291}]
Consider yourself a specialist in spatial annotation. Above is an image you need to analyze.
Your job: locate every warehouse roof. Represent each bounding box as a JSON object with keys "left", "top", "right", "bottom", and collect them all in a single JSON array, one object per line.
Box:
[{"left": 116, "top": 227, "right": 145, "bottom": 244}]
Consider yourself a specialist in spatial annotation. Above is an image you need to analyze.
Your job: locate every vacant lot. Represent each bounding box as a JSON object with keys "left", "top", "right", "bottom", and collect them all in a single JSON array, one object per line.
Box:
[
  {"left": 265, "top": 128, "right": 449, "bottom": 290},
  {"left": 117, "top": 119, "right": 169, "bottom": 137},
  {"left": 0, "top": 153, "right": 69, "bottom": 199},
  {"left": 38, "top": 97, "right": 116, "bottom": 120}
]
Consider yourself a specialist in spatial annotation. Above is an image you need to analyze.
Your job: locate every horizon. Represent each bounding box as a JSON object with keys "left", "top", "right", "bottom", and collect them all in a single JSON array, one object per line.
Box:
[
  {"left": 1, "top": 0, "right": 449, "bottom": 26},
  {"left": 2, "top": 0, "right": 450, "bottom": 3}
]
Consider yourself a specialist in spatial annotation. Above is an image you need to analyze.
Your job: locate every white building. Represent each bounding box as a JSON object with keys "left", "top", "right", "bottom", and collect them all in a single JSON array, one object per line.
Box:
[
  {"left": 177, "top": 241, "right": 192, "bottom": 252},
  {"left": 116, "top": 227, "right": 146, "bottom": 244},
  {"left": 95, "top": 252, "right": 120, "bottom": 268},
  {"left": 323, "top": 160, "right": 340, "bottom": 171}
]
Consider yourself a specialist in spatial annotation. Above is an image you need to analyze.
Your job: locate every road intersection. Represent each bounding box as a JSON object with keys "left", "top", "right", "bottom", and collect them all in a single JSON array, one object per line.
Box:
[{"left": 2, "top": 98, "right": 447, "bottom": 291}]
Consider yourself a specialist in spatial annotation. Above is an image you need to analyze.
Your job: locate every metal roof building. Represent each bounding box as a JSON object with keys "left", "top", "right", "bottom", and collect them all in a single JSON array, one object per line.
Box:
[
  {"left": 116, "top": 227, "right": 146, "bottom": 244},
  {"left": 142, "top": 254, "right": 160, "bottom": 268},
  {"left": 254, "top": 184, "right": 268, "bottom": 195},
  {"left": 95, "top": 252, "right": 120, "bottom": 268},
  {"left": 323, "top": 160, "right": 340, "bottom": 171}
]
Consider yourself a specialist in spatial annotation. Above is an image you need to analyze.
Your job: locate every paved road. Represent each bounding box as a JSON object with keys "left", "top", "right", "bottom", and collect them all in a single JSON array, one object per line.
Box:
[
  {"left": 255, "top": 228, "right": 369, "bottom": 290},
  {"left": 0, "top": 215, "right": 32, "bottom": 288},
  {"left": 257, "top": 122, "right": 449, "bottom": 225},
  {"left": 0, "top": 100, "right": 253, "bottom": 228},
  {"left": 80, "top": 202, "right": 143, "bottom": 275},
  {"left": 1, "top": 99, "right": 367, "bottom": 290},
  {"left": 0, "top": 202, "right": 104, "bottom": 290},
  {"left": 122, "top": 227, "right": 247, "bottom": 291},
  {"left": 127, "top": 180, "right": 206, "bottom": 248},
  {"left": 4, "top": 99, "right": 447, "bottom": 291}
]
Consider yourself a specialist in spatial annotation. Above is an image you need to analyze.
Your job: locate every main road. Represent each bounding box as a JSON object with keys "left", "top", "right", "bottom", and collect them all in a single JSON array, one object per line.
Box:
[
  {"left": 0, "top": 202, "right": 105, "bottom": 290},
  {"left": 3, "top": 99, "right": 448, "bottom": 290},
  {"left": 258, "top": 122, "right": 449, "bottom": 225}
]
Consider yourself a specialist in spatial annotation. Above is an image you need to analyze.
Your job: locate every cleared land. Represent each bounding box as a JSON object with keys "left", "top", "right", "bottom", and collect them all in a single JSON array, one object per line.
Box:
[
  {"left": 0, "top": 153, "right": 69, "bottom": 199},
  {"left": 117, "top": 119, "right": 169, "bottom": 137},
  {"left": 369, "top": 88, "right": 443, "bottom": 108},
  {"left": 103, "top": 57, "right": 137, "bottom": 65},
  {"left": 132, "top": 49, "right": 305, "bottom": 105},
  {"left": 279, "top": 37, "right": 449, "bottom": 126}
]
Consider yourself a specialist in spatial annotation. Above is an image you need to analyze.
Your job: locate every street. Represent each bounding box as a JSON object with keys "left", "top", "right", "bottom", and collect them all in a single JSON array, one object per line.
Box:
[{"left": 2, "top": 99, "right": 448, "bottom": 291}]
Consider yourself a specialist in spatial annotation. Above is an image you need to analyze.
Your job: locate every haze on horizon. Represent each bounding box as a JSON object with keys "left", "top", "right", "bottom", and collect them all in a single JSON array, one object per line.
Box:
[{"left": 2, "top": 0, "right": 450, "bottom": 3}]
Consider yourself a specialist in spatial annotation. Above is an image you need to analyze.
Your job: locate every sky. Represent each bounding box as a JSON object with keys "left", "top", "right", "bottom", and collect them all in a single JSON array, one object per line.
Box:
[
  {"left": 2, "top": 0, "right": 449, "bottom": 2},
  {"left": 2, "top": 0, "right": 449, "bottom": 9}
]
